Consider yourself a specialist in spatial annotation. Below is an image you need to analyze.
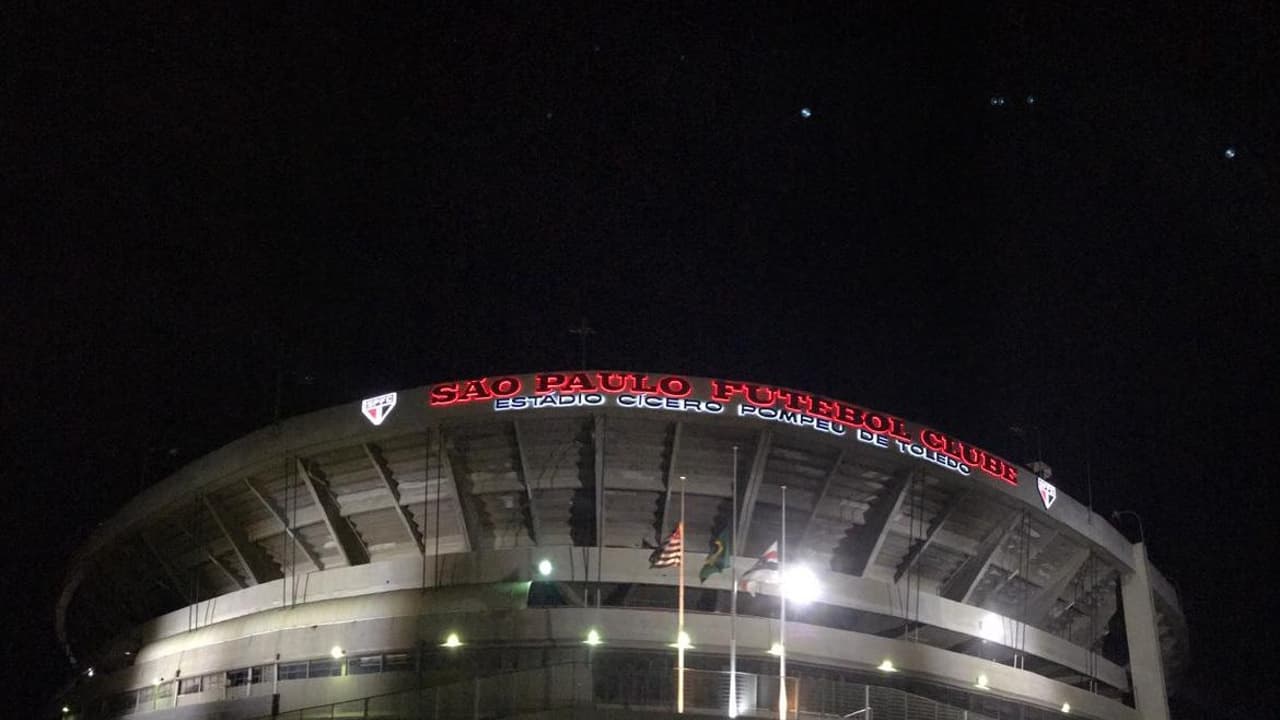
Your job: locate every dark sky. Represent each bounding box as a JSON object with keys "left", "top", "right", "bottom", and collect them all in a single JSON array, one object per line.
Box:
[{"left": 3, "top": 3, "right": 1276, "bottom": 717}]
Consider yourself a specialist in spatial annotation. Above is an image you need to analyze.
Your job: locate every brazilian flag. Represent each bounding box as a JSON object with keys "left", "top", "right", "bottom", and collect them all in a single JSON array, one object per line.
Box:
[{"left": 699, "top": 529, "right": 732, "bottom": 582}]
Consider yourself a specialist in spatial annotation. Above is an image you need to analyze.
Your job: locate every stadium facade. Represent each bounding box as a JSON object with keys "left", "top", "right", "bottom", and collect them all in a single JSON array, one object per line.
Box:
[{"left": 53, "top": 371, "right": 1187, "bottom": 720}]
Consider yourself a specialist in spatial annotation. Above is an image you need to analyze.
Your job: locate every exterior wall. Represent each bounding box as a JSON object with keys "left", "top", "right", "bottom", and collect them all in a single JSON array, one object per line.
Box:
[{"left": 78, "top": 551, "right": 1140, "bottom": 720}]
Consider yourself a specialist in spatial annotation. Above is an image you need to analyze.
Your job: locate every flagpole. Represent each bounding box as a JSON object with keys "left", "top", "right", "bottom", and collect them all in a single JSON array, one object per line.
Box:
[
  {"left": 779, "top": 484, "right": 787, "bottom": 718},
  {"left": 729, "top": 446, "right": 739, "bottom": 718},
  {"left": 678, "top": 475, "right": 686, "bottom": 715}
]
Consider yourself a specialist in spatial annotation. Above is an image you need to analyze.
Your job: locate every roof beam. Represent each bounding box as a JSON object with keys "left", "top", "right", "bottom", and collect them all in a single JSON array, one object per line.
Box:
[
  {"left": 836, "top": 467, "right": 914, "bottom": 577},
  {"left": 894, "top": 489, "right": 969, "bottom": 583},
  {"left": 593, "top": 415, "right": 606, "bottom": 550},
  {"left": 511, "top": 421, "right": 543, "bottom": 545},
  {"left": 940, "top": 512, "right": 1022, "bottom": 604},
  {"left": 139, "top": 532, "right": 192, "bottom": 605},
  {"left": 437, "top": 428, "right": 478, "bottom": 552},
  {"left": 659, "top": 421, "right": 684, "bottom": 539},
  {"left": 243, "top": 477, "right": 323, "bottom": 571},
  {"left": 297, "top": 457, "right": 370, "bottom": 566},
  {"left": 363, "top": 443, "right": 425, "bottom": 554},
  {"left": 179, "top": 525, "right": 246, "bottom": 590},
  {"left": 798, "top": 449, "right": 846, "bottom": 545},
  {"left": 736, "top": 429, "right": 773, "bottom": 549},
  {"left": 1025, "top": 547, "right": 1092, "bottom": 625},
  {"left": 985, "top": 528, "right": 1058, "bottom": 602},
  {"left": 201, "top": 494, "right": 282, "bottom": 585}
]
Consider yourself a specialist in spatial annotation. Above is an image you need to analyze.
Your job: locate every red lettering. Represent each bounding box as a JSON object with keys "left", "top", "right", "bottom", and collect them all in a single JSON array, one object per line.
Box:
[
  {"left": 564, "top": 372, "right": 595, "bottom": 393},
  {"left": 776, "top": 389, "right": 810, "bottom": 412},
  {"left": 599, "top": 372, "right": 627, "bottom": 393},
  {"left": 630, "top": 374, "right": 660, "bottom": 393},
  {"left": 1002, "top": 465, "right": 1019, "bottom": 485},
  {"left": 490, "top": 376, "right": 521, "bottom": 397},
  {"left": 710, "top": 380, "right": 746, "bottom": 402},
  {"left": 887, "top": 417, "right": 910, "bottom": 441},
  {"left": 429, "top": 384, "right": 459, "bottom": 405},
  {"left": 535, "top": 374, "right": 565, "bottom": 394},
  {"left": 458, "top": 379, "right": 492, "bottom": 402},
  {"left": 746, "top": 384, "right": 775, "bottom": 406},
  {"left": 659, "top": 376, "right": 692, "bottom": 397},
  {"left": 865, "top": 413, "right": 890, "bottom": 433},
  {"left": 920, "top": 429, "right": 946, "bottom": 452}
]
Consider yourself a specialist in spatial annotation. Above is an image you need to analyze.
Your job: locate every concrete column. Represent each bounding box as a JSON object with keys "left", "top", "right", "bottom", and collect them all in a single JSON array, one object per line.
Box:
[{"left": 1121, "top": 543, "right": 1170, "bottom": 720}]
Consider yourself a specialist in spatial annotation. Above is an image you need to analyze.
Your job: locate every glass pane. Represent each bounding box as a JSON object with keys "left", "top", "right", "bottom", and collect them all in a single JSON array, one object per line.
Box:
[
  {"left": 350, "top": 655, "right": 382, "bottom": 674},
  {"left": 309, "top": 658, "right": 344, "bottom": 677},
  {"left": 279, "top": 661, "right": 309, "bottom": 680},
  {"left": 383, "top": 652, "right": 413, "bottom": 672}
]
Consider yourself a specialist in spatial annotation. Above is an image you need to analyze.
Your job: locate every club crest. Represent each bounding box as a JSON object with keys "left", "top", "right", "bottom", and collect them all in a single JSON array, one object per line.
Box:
[
  {"left": 361, "top": 392, "right": 397, "bottom": 426},
  {"left": 1037, "top": 477, "right": 1057, "bottom": 510}
]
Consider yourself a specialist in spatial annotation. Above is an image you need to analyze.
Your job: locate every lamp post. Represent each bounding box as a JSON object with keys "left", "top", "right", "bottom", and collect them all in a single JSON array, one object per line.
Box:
[{"left": 1110, "top": 510, "right": 1146, "bottom": 545}]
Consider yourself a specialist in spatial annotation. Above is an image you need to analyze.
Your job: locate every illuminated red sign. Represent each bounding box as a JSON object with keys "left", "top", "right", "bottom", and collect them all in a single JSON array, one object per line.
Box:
[{"left": 426, "top": 372, "right": 1020, "bottom": 487}]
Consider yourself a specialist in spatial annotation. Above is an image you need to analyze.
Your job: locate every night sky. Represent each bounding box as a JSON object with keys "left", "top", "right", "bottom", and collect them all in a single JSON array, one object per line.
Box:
[{"left": 3, "top": 3, "right": 1276, "bottom": 717}]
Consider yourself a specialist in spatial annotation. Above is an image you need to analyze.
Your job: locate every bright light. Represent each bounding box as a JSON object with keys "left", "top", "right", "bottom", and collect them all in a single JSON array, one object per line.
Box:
[
  {"left": 583, "top": 629, "right": 602, "bottom": 646},
  {"left": 537, "top": 559, "right": 553, "bottom": 577},
  {"left": 442, "top": 633, "right": 463, "bottom": 648},
  {"left": 977, "top": 612, "right": 1004, "bottom": 642},
  {"left": 62, "top": 707, "right": 70, "bottom": 714},
  {"left": 330, "top": 645, "right": 344, "bottom": 659},
  {"left": 1061, "top": 703, "right": 1071, "bottom": 714},
  {"left": 800, "top": 107, "right": 812, "bottom": 118},
  {"left": 1224, "top": 147, "right": 1237, "bottom": 159},
  {"left": 152, "top": 677, "right": 162, "bottom": 686},
  {"left": 974, "top": 673, "right": 990, "bottom": 690},
  {"left": 668, "top": 631, "right": 693, "bottom": 649},
  {"left": 783, "top": 564, "right": 821, "bottom": 604},
  {"left": 86, "top": 668, "right": 94, "bottom": 678},
  {"left": 877, "top": 659, "right": 897, "bottom": 672},
  {"left": 768, "top": 642, "right": 785, "bottom": 656}
]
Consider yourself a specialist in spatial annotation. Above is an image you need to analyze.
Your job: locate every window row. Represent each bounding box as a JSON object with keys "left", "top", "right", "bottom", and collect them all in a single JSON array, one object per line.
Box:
[{"left": 104, "top": 651, "right": 413, "bottom": 716}]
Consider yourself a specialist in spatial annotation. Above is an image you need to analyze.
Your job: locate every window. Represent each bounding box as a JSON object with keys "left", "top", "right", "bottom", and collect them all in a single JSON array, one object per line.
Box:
[
  {"left": 383, "top": 652, "right": 413, "bottom": 672},
  {"left": 308, "top": 658, "right": 344, "bottom": 677},
  {"left": 227, "top": 669, "right": 250, "bottom": 687},
  {"left": 156, "top": 681, "right": 174, "bottom": 699},
  {"left": 278, "top": 661, "right": 308, "bottom": 680},
  {"left": 350, "top": 655, "right": 382, "bottom": 675},
  {"left": 250, "top": 665, "right": 267, "bottom": 684},
  {"left": 136, "top": 685, "right": 155, "bottom": 705},
  {"left": 178, "top": 676, "right": 204, "bottom": 695}
]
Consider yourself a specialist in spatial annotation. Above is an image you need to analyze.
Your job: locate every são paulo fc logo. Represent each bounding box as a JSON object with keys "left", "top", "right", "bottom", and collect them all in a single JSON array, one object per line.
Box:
[
  {"left": 1037, "top": 477, "right": 1057, "bottom": 510},
  {"left": 361, "top": 392, "right": 397, "bottom": 426}
]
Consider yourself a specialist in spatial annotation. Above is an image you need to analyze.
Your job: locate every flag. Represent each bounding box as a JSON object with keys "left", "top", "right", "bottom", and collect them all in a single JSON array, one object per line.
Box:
[
  {"left": 650, "top": 523, "right": 683, "bottom": 568},
  {"left": 739, "top": 541, "right": 780, "bottom": 596},
  {"left": 699, "top": 529, "right": 731, "bottom": 582}
]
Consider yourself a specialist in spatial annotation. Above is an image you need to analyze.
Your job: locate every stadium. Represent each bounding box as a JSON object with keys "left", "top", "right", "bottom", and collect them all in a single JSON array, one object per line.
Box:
[{"left": 53, "top": 371, "right": 1187, "bottom": 720}]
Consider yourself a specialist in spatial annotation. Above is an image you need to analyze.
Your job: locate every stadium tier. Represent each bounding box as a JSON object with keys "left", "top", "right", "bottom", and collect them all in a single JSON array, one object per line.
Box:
[{"left": 53, "top": 371, "right": 1186, "bottom": 720}]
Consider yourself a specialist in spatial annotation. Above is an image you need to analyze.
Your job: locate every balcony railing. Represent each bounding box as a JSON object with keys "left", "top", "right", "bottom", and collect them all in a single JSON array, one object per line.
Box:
[{"left": 255, "top": 662, "right": 997, "bottom": 720}]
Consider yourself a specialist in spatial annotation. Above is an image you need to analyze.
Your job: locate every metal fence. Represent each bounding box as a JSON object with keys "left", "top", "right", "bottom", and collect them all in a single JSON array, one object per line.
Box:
[{"left": 255, "top": 662, "right": 997, "bottom": 720}]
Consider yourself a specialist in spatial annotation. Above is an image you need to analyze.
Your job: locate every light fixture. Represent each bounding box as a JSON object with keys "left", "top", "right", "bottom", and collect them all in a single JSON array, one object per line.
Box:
[
  {"left": 152, "top": 677, "right": 163, "bottom": 686},
  {"left": 537, "top": 559, "right": 553, "bottom": 577},
  {"left": 330, "top": 645, "right": 345, "bottom": 659},
  {"left": 974, "top": 673, "right": 990, "bottom": 690},
  {"left": 877, "top": 659, "right": 897, "bottom": 672},
  {"left": 782, "top": 564, "right": 821, "bottom": 604},
  {"left": 977, "top": 612, "right": 1004, "bottom": 642},
  {"left": 86, "top": 667, "right": 94, "bottom": 678},
  {"left": 1061, "top": 703, "right": 1071, "bottom": 714},
  {"left": 768, "top": 642, "right": 785, "bottom": 656},
  {"left": 442, "top": 632, "right": 463, "bottom": 648},
  {"left": 62, "top": 707, "right": 70, "bottom": 714},
  {"left": 583, "top": 629, "right": 602, "bottom": 646},
  {"left": 668, "top": 631, "right": 693, "bottom": 649}
]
